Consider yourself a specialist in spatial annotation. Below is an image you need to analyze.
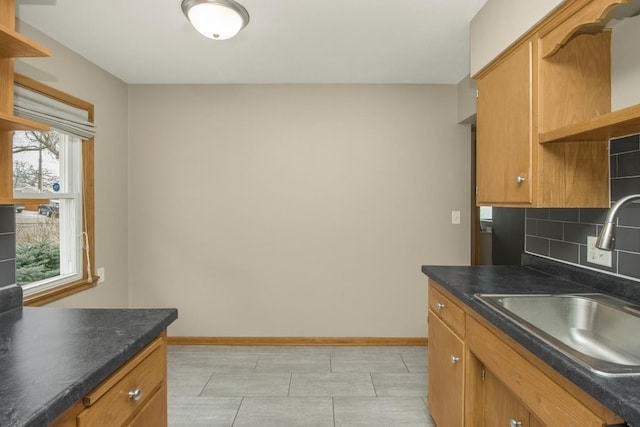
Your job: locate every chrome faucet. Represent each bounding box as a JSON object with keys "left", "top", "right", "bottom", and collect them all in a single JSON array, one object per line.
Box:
[{"left": 596, "top": 194, "right": 640, "bottom": 250}]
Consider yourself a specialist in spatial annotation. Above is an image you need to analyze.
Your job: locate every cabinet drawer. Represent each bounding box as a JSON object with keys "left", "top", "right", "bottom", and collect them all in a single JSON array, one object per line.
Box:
[
  {"left": 77, "top": 340, "right": 164, "bottom": 427},
  {"left": 429, "top": 284, "right": 465, "bottom": 337}
]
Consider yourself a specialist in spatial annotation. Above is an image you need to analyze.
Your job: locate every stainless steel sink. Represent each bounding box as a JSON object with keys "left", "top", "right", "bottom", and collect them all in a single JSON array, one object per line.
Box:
[{"left": 474, "top": 293, "right": 640, "bottom": 375}]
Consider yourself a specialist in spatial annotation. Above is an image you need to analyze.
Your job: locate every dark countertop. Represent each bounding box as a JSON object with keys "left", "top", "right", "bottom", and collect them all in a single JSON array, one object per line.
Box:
[
  {"left": 0, "top": 305, "right": 178, "bottom": 427},
  {"left": 422, "top": 260, "right": 640, "bottom": 426}
]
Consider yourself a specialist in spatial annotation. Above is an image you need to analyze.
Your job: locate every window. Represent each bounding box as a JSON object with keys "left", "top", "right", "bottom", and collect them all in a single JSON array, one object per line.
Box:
[
  {"left": 12, "top": 74, "right": 96, "bottom": 305},
  {"left": 14, "top": 130, "right": 83, "bottom": 293}
]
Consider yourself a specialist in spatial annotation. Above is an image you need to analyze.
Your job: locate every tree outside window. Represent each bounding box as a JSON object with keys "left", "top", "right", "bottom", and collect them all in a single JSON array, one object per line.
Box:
[{"left": 13, "top": 131, "right": 59, "bottom": 192}]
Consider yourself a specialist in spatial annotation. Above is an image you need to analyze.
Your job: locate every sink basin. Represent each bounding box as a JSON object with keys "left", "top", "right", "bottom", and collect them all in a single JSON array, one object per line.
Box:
[{"left": 475, "top": 293, "right": 640, "bottom": 375}]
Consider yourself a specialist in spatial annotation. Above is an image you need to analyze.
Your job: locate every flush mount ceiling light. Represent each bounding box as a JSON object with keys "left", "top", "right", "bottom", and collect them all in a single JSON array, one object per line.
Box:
[{"left": 181, "top": 0, "right": 250, "bottom": 40}]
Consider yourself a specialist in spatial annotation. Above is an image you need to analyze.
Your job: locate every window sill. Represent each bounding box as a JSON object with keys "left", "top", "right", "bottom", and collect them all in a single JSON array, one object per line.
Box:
[{"left": 23, "top": 276, "right": 99, "bottom": 307}]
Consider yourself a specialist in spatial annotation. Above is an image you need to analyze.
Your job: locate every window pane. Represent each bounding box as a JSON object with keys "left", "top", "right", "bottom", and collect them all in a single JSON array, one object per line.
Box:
[
  {"left": 15, "top": 200, "right": 60, "bottom": 285},
  {"left": 13, "top": 131, "right": 61, "bottom": 195}
]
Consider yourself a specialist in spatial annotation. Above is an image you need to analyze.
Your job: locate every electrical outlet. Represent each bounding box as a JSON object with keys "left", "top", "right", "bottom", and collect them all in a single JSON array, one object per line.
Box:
[
  {"left": 587, "top": 236, "right": 612, "bottom": 267},
  {"left": 97, "top": 267, "right": 105, "bottom": 284},
  {"left": 451, "top": 210, "right": 461, "bottom": 225}
]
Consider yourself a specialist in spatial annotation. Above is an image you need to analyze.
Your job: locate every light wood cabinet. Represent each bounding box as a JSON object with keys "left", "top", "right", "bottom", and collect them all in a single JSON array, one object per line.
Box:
[
  {"left": 536, "top": 0, "right": 640, "bottom": 144},
  {"left": 428, "top": 312, "right": 464, "bottom": 427},
  {"left": 125, "top": 386, "right": 167, "bottom": 427},
  {"left": 474, "top": 0, "right": 640, "bottom": 208},
  {"left": 428, "top": 285, "right": 465, "bottom": 337},
  {"left": 483, "top": 369, "right": 531, "bottom": 427},
  {"left": 476, "top": 39, "right": 534, "bottom": 205},
  {"left": 466, "top": 315, "right": 611, "bottom": 427},
  {"left": 50, "top": 333, "right": 168, "bottom": 427},
  {"left": 428, "top": 286, "right": 466, "bottom": 427},
  {"left": 480, "top": 369, "right": 548, "bottom": 427},
  {"left": 426, "top": 280, "right": 624, "bottom": 427},
  {"left": 529, "top": 416, "right": 547, "bottom": 427}
]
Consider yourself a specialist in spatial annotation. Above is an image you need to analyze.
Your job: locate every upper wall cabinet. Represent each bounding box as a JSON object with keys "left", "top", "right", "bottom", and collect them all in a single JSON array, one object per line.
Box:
[
  {"left": 474, "top": 0, "right": 639, "bottom": 207},
  {"left": 476, "top": 40, "right": 535, "bottom": 205}
]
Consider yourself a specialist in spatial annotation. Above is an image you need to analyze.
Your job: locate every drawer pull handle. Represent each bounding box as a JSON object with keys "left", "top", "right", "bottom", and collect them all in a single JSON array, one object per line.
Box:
[
  {"left": 516, "top": 176, "right": 526, "bottom": 184},
  {"left": 509, "top": 419, "right": 522, "bottom": 427},
  {"left": 450, "top": 355, "right": 460, "bottom": 364},
  {"left": 436, "top": 303, "right": 446, "bottom": 310},
  {"left": 128, "top": 388, "right": 142, "bottom": 401}
]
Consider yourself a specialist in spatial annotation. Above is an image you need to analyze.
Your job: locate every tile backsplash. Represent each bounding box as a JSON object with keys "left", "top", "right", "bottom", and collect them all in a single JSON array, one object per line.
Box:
[
  {"left": 0, "top": 205, "right": 16, "bottom": 287},
  {"left": 526, "top": 134, "right": 640, "bottom": 281}
]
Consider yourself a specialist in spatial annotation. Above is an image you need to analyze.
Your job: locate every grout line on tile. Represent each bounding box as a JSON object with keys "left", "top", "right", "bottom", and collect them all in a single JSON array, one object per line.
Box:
[
  {"left": 230, "top": 396, "right": 243, "bottom": 427},
  {"left": 332, "top": 396, "right": 336, "bottom": 427},
  {"left": 400, "top": 354, "right": 410, "bottom": 373},
  {"left": 369, "top": 373, "right": 378, "bottom": 397},
  {"left": 197, "top": 372, "right": 215, "bottom": 397}
]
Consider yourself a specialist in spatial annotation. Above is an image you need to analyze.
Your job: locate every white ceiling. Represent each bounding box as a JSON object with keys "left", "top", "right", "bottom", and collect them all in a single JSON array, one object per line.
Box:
[{"left": 16, "top": 0, "right": 488, "bottom": 85}]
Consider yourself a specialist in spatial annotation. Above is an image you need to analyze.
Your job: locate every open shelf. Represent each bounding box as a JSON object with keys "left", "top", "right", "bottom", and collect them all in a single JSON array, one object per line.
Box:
[
  {"left": 0, "top": 112, "right": 49, "bottom": 132},
  {"left": 0, "top": 23, "right": 50, "bottom": 58},
  {"left": 539, "top": 104, "right": 640, "bottom": 143}
]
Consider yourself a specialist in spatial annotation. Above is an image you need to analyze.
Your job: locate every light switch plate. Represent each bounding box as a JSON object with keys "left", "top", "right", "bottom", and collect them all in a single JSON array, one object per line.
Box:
[{"left": 587, "top": 236, "right": 612, "bottom": 267}]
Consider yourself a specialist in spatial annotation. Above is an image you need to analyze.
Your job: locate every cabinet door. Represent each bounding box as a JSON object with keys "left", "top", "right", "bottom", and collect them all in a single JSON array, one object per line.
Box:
[
  {"left": 476, "top": 39, "right": 534, "bottom": 205},
  {"left": 483, "top": 369, "right": 530, "bottom": 427},
  {"left": 428, "top": 311, "right": 464, "bottom": 427},
  {"left": 466, "top": 317, "right": 611, "bottom": 427}
]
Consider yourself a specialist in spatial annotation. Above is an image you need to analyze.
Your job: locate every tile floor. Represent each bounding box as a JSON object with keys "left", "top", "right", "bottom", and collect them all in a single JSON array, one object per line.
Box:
[{"left": 167, "top": 345, "right": 435, "bottom": 426}]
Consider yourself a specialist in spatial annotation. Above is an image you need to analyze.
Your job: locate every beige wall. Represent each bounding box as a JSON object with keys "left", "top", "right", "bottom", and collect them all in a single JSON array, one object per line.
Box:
[
  {"left": 13, "top": 24, "right": 472, "bottom": 337},
  {"left": 15, "top": 22, "right": 130, "bottom": 308},
  {"left": 470, "top": 0, "right": 562, "bottom": 76},
  {"left": 612, "top": 14, "right": 640, "bottom": 111},
  {"left": 128, "top": 84, "right": 471, "bottom": 337}
]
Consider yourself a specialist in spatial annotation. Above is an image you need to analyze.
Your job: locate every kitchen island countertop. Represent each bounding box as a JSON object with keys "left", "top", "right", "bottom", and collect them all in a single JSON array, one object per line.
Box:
[
  {"left": 0, "top": 305, "right": 177, "bottom": 427},
  {"left": 422, "top": 262, "right": 640, "bottom": 426}
]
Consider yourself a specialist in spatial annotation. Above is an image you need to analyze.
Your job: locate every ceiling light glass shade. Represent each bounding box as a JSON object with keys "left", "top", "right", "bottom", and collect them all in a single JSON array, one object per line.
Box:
[{"left": 181, "top": 0, "right": 249, "bottom": 40}]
